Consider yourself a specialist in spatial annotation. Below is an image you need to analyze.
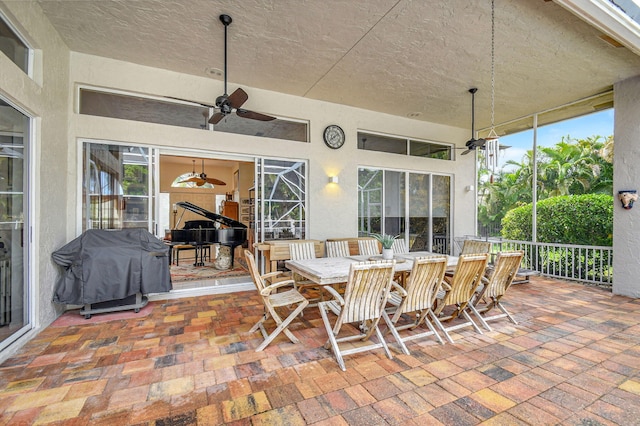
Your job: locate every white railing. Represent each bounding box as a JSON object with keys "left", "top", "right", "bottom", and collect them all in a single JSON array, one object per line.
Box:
[{"left": 490, "top": 239, "right": 613, "bottom": 286}]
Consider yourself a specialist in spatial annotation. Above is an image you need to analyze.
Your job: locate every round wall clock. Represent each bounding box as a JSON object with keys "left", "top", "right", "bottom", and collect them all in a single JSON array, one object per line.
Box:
[{"left": 323, "top": 125, "right": 345, "bottom": 149}]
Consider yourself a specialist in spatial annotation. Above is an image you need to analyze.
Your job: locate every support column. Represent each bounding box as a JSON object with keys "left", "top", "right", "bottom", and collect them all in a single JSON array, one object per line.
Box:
[{"left": 613, "top": 74, "right": 640, "bottom": 297}]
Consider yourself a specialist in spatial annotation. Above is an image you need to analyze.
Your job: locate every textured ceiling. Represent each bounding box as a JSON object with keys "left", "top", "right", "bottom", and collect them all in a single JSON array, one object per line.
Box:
[{"left": 35, "top": 0, "right": 640, "bottom": 130}]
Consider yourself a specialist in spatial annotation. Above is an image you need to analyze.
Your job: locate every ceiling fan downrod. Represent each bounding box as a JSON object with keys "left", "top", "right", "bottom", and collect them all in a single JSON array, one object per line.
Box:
[
  {"left": 219, "top": 14, "right": 232, "bottom": 97},
  {"left": 468, "top": 87, "right": 477, "bottom": 147}
]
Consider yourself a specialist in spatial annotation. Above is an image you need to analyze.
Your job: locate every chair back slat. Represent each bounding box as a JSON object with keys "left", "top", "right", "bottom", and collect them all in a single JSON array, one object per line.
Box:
[
  {"left": 402, "top": 256, "right": 447, "bottom": 312},
  {"left": 339, "top": 261, "right": 395, "bottom": 325},
  {"left": 358, "top": 239, "right": 381, "bottom": 256},
  {"left": 325, "top": 240, "right": 350, "bottom": 257},
  {"left": 443, "top": 253, "right": 489, "bottom": 305},
  {"left": 391, "top": 239, "right": 409, "bottom": 254},
  {"left": 289, "top": 242, "right": 317, "bottom": 260},
  {"left": 461, "top": 240, "right": 491, "bottom": 254},
  {"left": 484, "top": 251, "right": 524, "bottom": 299}
]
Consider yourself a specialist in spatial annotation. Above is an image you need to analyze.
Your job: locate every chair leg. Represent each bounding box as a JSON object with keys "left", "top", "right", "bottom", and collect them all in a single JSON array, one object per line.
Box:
[
  {"left": 414, "top": 310, "right": 445, "bottom": 345},
  {"left": 497, "top": 302, "right": 518, "bottom": 324},
  {"left": 467, "top": 302, "right": 492, "bottom": 332},
  {"left": 319, "top": 303, "right": 346, "bottom": 371},
  {"left": 429, "top": 310, "right": 454, "bottom": 344},
  {"left": 254, "top": 301, "right": 307, "bottom": 352},
  {"left": 461, "top": 309, "right": 483, "bottom": 334},
  {"left": 381, "top": 310, "right": 410, "bottom": 355},
  {"left": 374, "top": 320, "right": 393, "bottom": 360}
]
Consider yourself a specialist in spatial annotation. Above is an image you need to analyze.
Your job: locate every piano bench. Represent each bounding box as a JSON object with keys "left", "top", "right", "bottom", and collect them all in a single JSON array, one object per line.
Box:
[{"left": 173, "top": 244, "right": 211, "bottom": 266}]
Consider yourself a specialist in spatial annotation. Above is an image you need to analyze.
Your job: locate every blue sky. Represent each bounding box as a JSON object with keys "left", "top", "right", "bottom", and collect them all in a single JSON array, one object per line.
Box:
[{"left": 496, "top": 109, "right": 614, "bottom": 169}]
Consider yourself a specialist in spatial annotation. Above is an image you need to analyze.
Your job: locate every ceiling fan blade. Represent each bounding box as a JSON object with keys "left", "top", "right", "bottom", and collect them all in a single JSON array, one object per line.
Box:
[
  {"left": 236, "top": 109, "right": 276, "bottom": 121},
  {"left": 209, "top": 112, "right": 225, "bottom": 124},
  {"left": 196, "top": 180, "right": 206, "bottom": 187},
  {"left": 178, "top": 177, "right": 205, "bottom": 184},
  {"left": 461, "top": 149, "right": 473, "bottom": 156},
  {"left": 227, "top": 88, "right": 248, "bottom": 109},
  {"left": 204, "top": 177, "right": 227, "bottom": 186},
  {"left": 475, "top": 138, "right": 487, "bottom": 148}
]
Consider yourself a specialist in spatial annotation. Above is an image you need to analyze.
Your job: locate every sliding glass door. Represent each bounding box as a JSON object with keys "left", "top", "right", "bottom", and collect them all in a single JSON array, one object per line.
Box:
[
  {"left": 358, "top": 167, "right": 451, "bottom": 254},
  {"left": 255, "top": 159, "right": 307, "bottom": 242},
  {"left": 0, "top": 99, "right": 30, "bottom": 351},
  {"left": 82, "top": 142, "right": 156, "bottom": 233}
]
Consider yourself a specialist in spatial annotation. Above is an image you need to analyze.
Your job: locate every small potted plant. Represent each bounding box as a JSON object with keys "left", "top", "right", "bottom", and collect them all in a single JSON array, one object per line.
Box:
[{"left": 371, "top": 233, "right": 398, "bottom": 260}]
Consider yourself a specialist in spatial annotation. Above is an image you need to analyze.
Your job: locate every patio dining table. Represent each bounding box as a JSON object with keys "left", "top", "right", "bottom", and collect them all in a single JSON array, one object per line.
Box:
[{"left": 284, "top": 251, "right": 458, "bottom": 286}]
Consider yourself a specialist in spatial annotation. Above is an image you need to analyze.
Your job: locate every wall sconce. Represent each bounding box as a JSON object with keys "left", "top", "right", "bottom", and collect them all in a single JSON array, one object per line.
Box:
[
  {"left": 618, "top": 190, "right": 638, "bottom": 209},
  {"left": 328, "top": 176, "right": 339, "bottom": 184}
]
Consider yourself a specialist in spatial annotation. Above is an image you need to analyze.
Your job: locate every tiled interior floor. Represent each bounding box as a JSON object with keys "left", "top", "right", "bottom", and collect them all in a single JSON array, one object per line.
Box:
[{"left": 0, "top": 277, "right": 639, "bottom": 425}]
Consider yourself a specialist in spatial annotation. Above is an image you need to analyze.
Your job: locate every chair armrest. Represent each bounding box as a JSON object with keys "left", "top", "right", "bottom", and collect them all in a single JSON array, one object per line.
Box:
[
  {"left": 390, "top": 281, "right": 408, "bottom": 297},
  {"left": 261, "top": 270, "right": 285, "bottom": 281},
  {"left": 323, "top": 285, "right": 345, "bottom": 305},
  {"left": 440, "top": 280, "right": 451, "bottom": 291},
  {"left": 260, "top": 279, "right": 297, "bottom": 296}
]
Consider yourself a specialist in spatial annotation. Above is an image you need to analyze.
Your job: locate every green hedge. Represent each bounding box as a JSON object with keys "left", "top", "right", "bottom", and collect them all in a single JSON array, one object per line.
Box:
[{"left": 501, "top": 194, "right": 613, "bottom": 246}]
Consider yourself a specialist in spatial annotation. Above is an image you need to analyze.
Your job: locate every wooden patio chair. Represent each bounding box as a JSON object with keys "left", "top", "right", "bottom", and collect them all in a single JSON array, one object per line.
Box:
[
  {"left": 461, "top": 239, "right": 491, "bottom": 254},
  {"left": 358, "top": 238, "right": 381, "bottom": 256},
  {"left": 385, "top": 256, "right": 448, "bottom": 354},
  {"left": 325, "top": 240, "right": 350, "bottom": 257},
  {"left": 391, "top": 238, "right": 409, "bottom": 254},
  {"left": 318, "top": 260, "right": 398, "bottom": 371},
  {"left": 472, "top": 250, "right": 524, "bottom": 331},
  {"left": 432, "top": 253, "right": 489, "bottom": 343},
  {"left": 289, "top": 242, "right": 323, "bottom": 304},
  {"left": 244, "top": 250, "right": 309, "bottom": 351}
]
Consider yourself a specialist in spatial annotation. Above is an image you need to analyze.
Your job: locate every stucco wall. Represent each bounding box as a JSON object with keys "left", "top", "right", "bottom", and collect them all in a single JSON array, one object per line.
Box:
[
  {"left": 68, "top": 52, "right": 477, "bottom": 242},
  {"left": 0, "top": 1, "right": 70, "bottom": 356},
  {"left": 0, "top": 1, "right": 480, "bottom": 361},
  {"left": 613, "top": 74, "right": 640, "bottom": 298}
]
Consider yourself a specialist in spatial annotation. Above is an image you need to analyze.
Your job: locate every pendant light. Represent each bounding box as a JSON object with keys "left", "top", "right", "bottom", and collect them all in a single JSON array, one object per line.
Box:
[{"left": 486, "top": 0, "right": 500, "bottom": 173}]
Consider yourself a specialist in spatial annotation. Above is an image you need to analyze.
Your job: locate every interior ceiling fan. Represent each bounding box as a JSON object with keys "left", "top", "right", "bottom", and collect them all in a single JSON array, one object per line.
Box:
[
  {"left": 179, "top": 159, "right": 227, "bottom": 186},
  {"left": 208, "top": 14, "right": 276, "bottom": 125},
  {"left": 461, "top": 88, "right": 486, "bottom": 156}
]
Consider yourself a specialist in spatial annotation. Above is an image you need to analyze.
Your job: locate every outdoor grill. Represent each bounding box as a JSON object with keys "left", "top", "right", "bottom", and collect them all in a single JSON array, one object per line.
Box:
[{"left": 52, "top": 228, "right": 172, "bottom": 317}]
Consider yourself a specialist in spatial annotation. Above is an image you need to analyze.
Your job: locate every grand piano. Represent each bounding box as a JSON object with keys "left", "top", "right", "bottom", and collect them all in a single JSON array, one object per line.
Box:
[{"left": 171, "top": 201, "right": 247, "bottom": 267}]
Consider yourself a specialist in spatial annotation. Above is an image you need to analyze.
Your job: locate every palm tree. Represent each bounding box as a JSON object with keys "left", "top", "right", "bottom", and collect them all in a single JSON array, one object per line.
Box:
[{"left": 477, "top": 134, "right": 613, "bottom": 234}]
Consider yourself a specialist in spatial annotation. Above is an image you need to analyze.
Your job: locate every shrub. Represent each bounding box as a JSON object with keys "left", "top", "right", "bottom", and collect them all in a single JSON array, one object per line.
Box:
[{"left": 501, "top": 194, "right": 612, "bottom": 246}]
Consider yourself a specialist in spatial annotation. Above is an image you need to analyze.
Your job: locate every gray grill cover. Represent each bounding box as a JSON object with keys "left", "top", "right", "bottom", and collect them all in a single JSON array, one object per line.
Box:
[{"left": 52, "top": 229, "right": 172, "bottom": 305}]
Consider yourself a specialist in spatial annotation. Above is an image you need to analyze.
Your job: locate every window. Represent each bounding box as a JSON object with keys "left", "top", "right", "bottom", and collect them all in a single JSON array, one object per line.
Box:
[
  {"left": 80, "top": 89, "right": 208, "bottom": 129},
  {"left": 358, "top": 133, "right": 407, "bottom": 155},
  {"left": 0, "top": 14, "right": 30, "bottom": 75},
  {"left": 79, "top": 87, "right": 309, "bottom": 142},
  {"left": 358, "top": 131, "right": 453, "bottom": 160},
  {"left": 409, "top": 140, "right": 452, "bottom": 160}
]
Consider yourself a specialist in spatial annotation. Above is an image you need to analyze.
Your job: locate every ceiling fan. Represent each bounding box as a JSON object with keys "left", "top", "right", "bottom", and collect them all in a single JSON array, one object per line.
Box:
[
  {"left": 178, "top": 159, "right": 227, "bottom": 186},
  {"left": 461, "top": 88, "right": 486, "bottom": 156},
  {"left": 208, "top": 14, "right": 276, "bottom": 125}
]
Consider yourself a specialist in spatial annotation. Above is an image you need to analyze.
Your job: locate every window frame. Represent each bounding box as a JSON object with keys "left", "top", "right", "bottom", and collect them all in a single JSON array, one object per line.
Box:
[
  {"left": 357, "top": 130, "right": 454, "bottom": 160},
  {"left": 0, "top": 11, "right": 33, "bottom": 77}
]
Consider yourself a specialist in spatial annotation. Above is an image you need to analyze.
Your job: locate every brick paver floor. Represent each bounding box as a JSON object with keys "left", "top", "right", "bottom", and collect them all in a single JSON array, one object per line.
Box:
[{"left": 0, "top": 276, "right": 639, "bottom": 425}]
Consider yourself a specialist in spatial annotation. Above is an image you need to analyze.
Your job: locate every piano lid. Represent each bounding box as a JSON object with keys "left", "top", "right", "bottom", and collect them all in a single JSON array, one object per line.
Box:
[{"left": 176, "top": 201, "right": 247, "bottom": 229}]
